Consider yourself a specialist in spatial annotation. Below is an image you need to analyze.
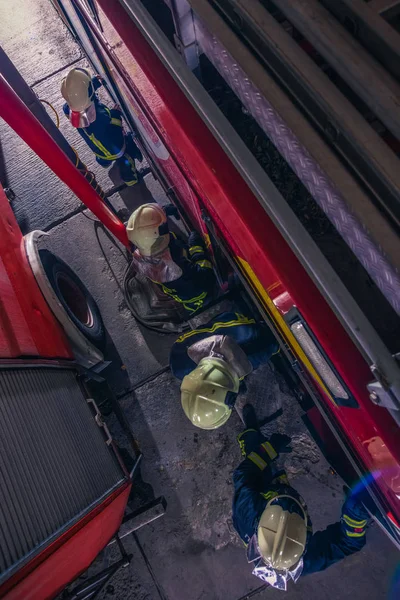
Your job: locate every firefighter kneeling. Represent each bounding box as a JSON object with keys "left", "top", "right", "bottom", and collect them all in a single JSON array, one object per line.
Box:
[
  {"left": 233, "top": 404, "right": 370, "bottom": 590},
  {"left": 170, "top": 311, "right": 279, "bottom": 429},
  {"left": 126, "top": 203, "right": 216, "bottom": 315}
]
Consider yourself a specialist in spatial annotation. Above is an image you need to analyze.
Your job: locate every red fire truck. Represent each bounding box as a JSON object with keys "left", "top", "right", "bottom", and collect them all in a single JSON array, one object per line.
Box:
[{"left": 0, "top": 0, "right": 399, "bottom": 597}]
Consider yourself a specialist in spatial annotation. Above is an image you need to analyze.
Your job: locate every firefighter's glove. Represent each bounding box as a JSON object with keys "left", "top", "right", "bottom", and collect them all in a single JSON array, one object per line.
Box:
[
  {"left": 268, "top": 433, "right": 292, "bottom": 454},
  {"left": 164, "top": 204, "right": 181, "bottom": 220}
]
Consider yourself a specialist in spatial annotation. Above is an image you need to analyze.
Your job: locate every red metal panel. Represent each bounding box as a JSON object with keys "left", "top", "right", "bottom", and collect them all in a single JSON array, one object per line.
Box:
[
  {"left": 95, "top": 0, "right": 400, "bottom": 524},
  {"left": 1, "top": 484, "right": 131, "bottom": 600},
  {"left": 0, "top": 186, "right": 72, "bottom": 359},
  {"left": 0, "top": 75, "right": 128, "bottom": 248}
]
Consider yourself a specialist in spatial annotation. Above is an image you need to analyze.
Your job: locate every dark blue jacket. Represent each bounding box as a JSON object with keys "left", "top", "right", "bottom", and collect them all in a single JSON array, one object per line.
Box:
[
  {"left": 153, "top": 234, "right": 215, "bottom": 315},
  {"left": 170, "top": 311, "right": 279, "bottom": 379},
  {"left": 233, "top": 433, "right": 369, "bottom": 577},
  {"left": 63, "top": 78, "right": 125, "bottom": 161}
]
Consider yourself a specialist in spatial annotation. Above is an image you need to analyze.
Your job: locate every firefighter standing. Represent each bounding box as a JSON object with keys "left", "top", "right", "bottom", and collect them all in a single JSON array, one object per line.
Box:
[
  {"left": 170, "top": 311, "right": 279, "bottom": 429},
  {"left": 233, "top": 404, "right": 370, "bottom": 590},
  {"left": 61, "top": 67, "right": 142, "bottom": 187},
  {"left": 126, "top": 203, "right": 216, "bottom": 315}
]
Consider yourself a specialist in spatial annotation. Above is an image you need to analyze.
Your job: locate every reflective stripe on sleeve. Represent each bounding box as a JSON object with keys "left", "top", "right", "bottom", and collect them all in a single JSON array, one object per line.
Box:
[
  {"left": 176, "top": 314, "right": 256, "bottom": 343},
  {"left": 345, "top": 530, "right": 366, "bottom": 538},
  {"left": 248, "top": 452, "right": 268, "bottom": 471},
  {"left": 195, "top": 259, "right": 213, "bottom": 269},
  {"left": 111, "top": 117, "right": 122, "bottom": 126},
  {"left": 189, "top": 245, "right": 204, "bottom": 255},
  {"left": 260, "top": 490, "right": 279, "bottom": 501},
  {"left": 261, "top": 441, "right": 277, "bottom": 461},
  {"left": 343, "top": 514, "right": 367, "bottom": 528}
]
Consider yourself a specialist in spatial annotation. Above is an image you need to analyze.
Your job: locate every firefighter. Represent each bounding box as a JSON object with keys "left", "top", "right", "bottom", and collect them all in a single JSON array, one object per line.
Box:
[
  {"left": 170, "top": 311, "right": 279, "bottom": 429},
  {"left": 126, "top": 203, "right": 216, "bottom": 315},
  {"left": 61, "top": 67, "right": 142, "bottom": 187},
  {"left": 233, "top": 404, "right": 370, "bottom": 590}
]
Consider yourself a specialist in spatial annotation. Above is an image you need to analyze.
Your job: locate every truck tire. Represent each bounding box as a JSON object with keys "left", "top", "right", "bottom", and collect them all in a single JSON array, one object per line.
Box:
[{"left": 39, "top": 249, "right": 106, "bottom": 349}]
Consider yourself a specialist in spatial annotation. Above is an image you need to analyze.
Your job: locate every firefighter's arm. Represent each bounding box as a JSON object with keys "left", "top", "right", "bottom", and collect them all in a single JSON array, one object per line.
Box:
[
  {"left": 233, "top": 430, "right": 292, "bottom": 540},
  {"left": 247, "top": 324, "right": 280, "bottom": 370},
  {"left": 187, "top": 231, "right": 213, "bottom": 272},
  {"left": 110, "top": 105, "right": 123, "bottom": 125},
  {"left": 92, "top": 75, "right": 104, "bottom": 91},
  {"left": 232, "top": 457, "right": 270, "bottom": 542},
  {"left": 169, "top": 342, "right": 197, "bottom": 382},
  {"left": 302, "top": 493, "right": 369, "bottom": 575}
]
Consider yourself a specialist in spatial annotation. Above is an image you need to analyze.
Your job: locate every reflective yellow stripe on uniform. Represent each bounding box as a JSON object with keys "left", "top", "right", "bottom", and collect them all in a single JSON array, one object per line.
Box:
[
  {"left": 189, "top": 245, "right": 203, "bottom": 255},
  {"left": 177, "top": 314, "right": 256, "bottom": 343},
  {"left": 260, "top": 490, "right": 279, "bottom": 501},
  {"left": 261, "top": 441, "right": 277, "bottom": 461},
  {"left": 248, "top": 452, "right": 268, "bottom": 471},
  {"left": 83, "top": 130, "right": 125, "bottom": 160},
  {"left": 195, "top": 260, "right": 213, "bottom": 269},
  {"left": 346, "top": 530, "right": 366, "bottom": 538},
  {"left": 238, "top": 439, "right": 246, "bottom": 457},
  {"left": 111, "top": 117, "right": 122, "bottom": 126},
  {"left": 343, "top": 515, "right": 367, "bottom": 528},
  {"left": 156, "top": 284, "right": 207, "bottom": 314}
]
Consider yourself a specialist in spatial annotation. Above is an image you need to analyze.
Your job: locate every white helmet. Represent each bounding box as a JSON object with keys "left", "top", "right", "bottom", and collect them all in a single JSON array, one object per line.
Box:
[
  {"left": 180, "top": 357, "right": 239, "bottom": 429},
  {"left": 126, "top": 204, "right": 170, "bottom": 256},
  {"left": 257, "top": 495, "right": 308, "bottom": 571},
  {"left": 61, "top": 68, "right": 96, "bottom": 127}
]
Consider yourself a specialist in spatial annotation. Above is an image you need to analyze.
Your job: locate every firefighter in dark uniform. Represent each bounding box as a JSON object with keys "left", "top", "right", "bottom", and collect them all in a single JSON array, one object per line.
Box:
[
  {"left": 170, "top": 311, "right": 279, "bottom": 429},
  {"left": 61, "top": 67, "right": 142, "bottom": 187},
  {"left": 126, "top": 203, "right": 216, "bottom": 315},
  {"left": 233, "top": 405, "right": 370, "bottom": 590}
]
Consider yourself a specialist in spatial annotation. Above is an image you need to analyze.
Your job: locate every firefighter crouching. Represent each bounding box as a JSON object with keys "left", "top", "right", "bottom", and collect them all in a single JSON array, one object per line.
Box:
[
  {"left": 61, "top": 67, "right": 142, "bottom": 187},
  {"left": 126, "top": 203, "right": 216, "bottom": 315},
  {"left": 233, "top": 404, "right": 370, "bottom": 590},
  {"left": 170, "top": 311, "right": 279, "bottom": 429}
]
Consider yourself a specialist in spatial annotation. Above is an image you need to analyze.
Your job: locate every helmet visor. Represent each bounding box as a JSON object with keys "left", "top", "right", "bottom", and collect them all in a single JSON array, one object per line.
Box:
[{"left": 246, "top": 534, "right": 304, "bottom": 591}]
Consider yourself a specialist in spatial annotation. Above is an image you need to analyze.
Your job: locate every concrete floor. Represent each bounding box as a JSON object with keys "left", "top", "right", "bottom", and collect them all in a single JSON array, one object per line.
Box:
[{"left": 0, "top": 1, "right": 399, "bottom": 599}]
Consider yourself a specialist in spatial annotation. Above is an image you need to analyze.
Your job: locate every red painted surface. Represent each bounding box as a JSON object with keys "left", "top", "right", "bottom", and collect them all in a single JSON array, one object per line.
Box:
[
  {"left": 0, "top": 75, "right": 129, "bottom": 248},
  {"left": 1, "top": 484, "right": 131, "bottom": 600},
  {"left": 0, "top": 186, "right": 72, "bottom": 359},
  {"left": 96, "top": 0, "right": 400, "bottom": 525},
  {"left": 0, "top": 181, "right": 130, "bottom": 598}
]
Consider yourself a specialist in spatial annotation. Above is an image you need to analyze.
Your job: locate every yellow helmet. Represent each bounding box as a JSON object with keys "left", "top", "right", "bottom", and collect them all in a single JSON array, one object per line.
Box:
[
  {"left": 126, "top": 204, "right": 170, "bottom": 256},
  {"left": 180, "top": 357, "right": 239, "bottom": 430},
  {"left": 257, "top": 495, "right": 308, "bottom": 571},
  {"left": 61, "top": 68, "right": 95, "bottom": 127}
]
